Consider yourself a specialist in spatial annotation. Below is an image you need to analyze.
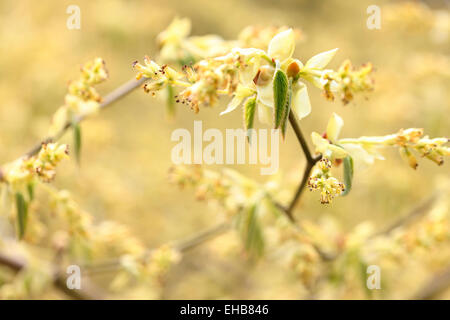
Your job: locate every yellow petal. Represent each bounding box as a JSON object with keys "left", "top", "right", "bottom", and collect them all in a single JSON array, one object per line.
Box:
[
  {"left": 258, "top": 102, "right": 273, "bottom": 125},
  {"left": 291, "top": 83, "right": 311, "bottom": 119},
  {"left": 326, "top": 113, "right": 344, "bottom": 143},
  {"left": 328, "top": 144, "right": 348, "bottom": 159},
  {"left": 256, "top": 82, "right": 274, "bottom": 108},
  {"left": 305, "top": 48, "right": 338, "bottom": 70},
  {"left": 239, "top": 59, "right": 260, "bottom": 87},
  {"left": 268, "top": 29, "right": 295, "bottom": 63},
  {"left": 220, "top": 96, "right": 243, "bottom": 115},
  {"left": 311, "top": 132, "right": 329, "bottom": 153},
  {"left": 343, "top": 143, "right": 377, "bottom": 169}
]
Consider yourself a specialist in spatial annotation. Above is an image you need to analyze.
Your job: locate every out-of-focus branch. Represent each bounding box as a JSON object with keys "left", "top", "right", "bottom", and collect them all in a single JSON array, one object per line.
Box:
[
  {"left": 175, "top": 222, "right": 230, "bottom": 252},
  {"left": 371, "top": 192, "right": 437, "bottom": 238},
  {"left": 412, "top": 265, "right": 450, "bottom": 299},
  {"left": 24, "top": 77, "right": 146, "bottom": 158},
  {"left": 0, "top": 252, "right": 103, "bottom": 300},
  {"left": 84, "top": 222, "right": 230, "bottom": 275},
  {"left": 311, "top": 192, "right": 440, "bottom": 263}
]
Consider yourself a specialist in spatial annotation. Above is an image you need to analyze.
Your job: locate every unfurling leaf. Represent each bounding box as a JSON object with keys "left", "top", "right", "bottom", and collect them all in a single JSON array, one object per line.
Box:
[
  {"left": 73, "top": 123, "right": 82, "bottom": 164},
  {"left": 238, "top": 204, "right": 264, "bottom": 258},
  {"left": 15, "top": 192, "right": 28, "bottom": 239},
  {"left": 280, "top": 80, "right": 292, "bottom": 139},
  {"left": 273, "top": 69, "right": 289, "bottom": 129},
  {"left": 342, "top": 156, "right": 354, "bottom": 196},
  {"left": 244, "top": 96, "right": 257, "bottom": 141},
  {"left": 27, "top": 182, "right": 34, "bottom": 201}
]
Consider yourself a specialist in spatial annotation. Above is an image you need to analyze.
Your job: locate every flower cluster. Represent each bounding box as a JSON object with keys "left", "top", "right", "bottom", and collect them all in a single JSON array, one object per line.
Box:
[
  {"left": 321, "top": 60, "right": 374, "bottom": 104},
  {"left": 135, "top": 22, "right": 374, "bottom": 131},
  {"left": 145, "top": 245, "right": 182, "bottom": 281},
  {"left": 311, "top": 113, "right": 449, "bottom": 173},
  {"left": 1, "top": 143, "right": 68, "bottom": 189},
  {"left": 308, "top": 158, "right": 345, "bottom": 204},
  {"left": 48, "top": 58, "right": 108, "bottom": 135},
  {"left": 384, "top": 1, "right": 449, "bottom": 41},
  {"left": 49, "top": 189, "right": 93, "bottom": 242},
  {"left": 168, "top": 165, "right": 235, "bottom": 214},
  {"left": 110, "top": 244, "right": 181, "bottom": 292},
  {"left": 31, "top": 143, "right": 69, "bottom": 182},
  {"left": 339, "top": 128, "right": 450, "bottom": 169}
]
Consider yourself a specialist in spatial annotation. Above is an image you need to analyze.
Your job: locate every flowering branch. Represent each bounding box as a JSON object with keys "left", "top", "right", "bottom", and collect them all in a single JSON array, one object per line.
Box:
[
  {"left": 1, "top": 17, "right": 448, "bottom": 300},
  {"left": 83, "top": 222, "right": 230, "bottom": 275}
]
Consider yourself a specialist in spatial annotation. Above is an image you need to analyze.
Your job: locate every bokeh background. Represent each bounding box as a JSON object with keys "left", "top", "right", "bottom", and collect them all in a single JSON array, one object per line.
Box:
[{"left": 0, "top": 0, "right": 449, "bottom": 299}]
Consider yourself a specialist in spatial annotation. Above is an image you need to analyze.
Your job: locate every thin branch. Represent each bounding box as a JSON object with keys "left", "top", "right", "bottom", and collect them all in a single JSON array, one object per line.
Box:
[
  {"left": 288, "top": 111, "right": 314, "bottom": 163},
  {"left": 83, "top": 222, "right": 230, "bottom": 275},
  {"left": 175, "top": 222, "right": 230, "bottom": 252},
  {"left": 371, "top": 192, "right": 437, "bottom": 238},
  {"left": 314, "top": 192, "right": 440, "bottom": 263},
  {"left": 0, "top": 252, "right": 103, "bottom": 300},
  {"left": 412, "top": 265, "right": 450, "bottom": 299},
  {"left": 277, "top": 111, "right": 321, "bottom": 221},
  {"left": 286, "top": 161, "right": 315, "bottom": 215},
  {"left": 24, "top": 77, "right": 146, "bottom": 158}
]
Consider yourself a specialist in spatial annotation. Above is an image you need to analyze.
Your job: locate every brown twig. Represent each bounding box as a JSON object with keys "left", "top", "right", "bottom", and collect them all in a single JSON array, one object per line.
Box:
[
  {"left": 288, "top": 111, "right": 314, "bottom": 163},
  {"left": 412, "top": 265, "right": 450, "bottom": 299},
  {"left": 277, "top": 111, "right": 321, "bottom": 222},
  {"left": 371, "top": 193, "right": 437, "bottom": 239}
]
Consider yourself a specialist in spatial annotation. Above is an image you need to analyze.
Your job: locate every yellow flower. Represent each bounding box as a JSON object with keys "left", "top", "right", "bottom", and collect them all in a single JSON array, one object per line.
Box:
[
  {"left": 253, "top": 30, "right": 312, "bottom": 121},
  {"left": 220, "top": 84, "right": 255, "bottom": 115},
  {"left": 311, "top": 113, "right": 348, "bottom": 160},
  {"left": 268, "top": 29, "right": 296, "bottom": 64},
  {"left": 308, "top": 158, "right": 345, "bottom": 204}
]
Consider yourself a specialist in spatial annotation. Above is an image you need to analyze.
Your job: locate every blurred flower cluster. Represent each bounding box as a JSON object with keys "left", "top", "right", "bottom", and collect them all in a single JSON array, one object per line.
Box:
[
  {"left": 321, "top": 60, "right": 374, "bottom": 104},
  {"left": 48, "top": 58, "right": 108, "bottom": 136},
  {"left": 384, "top": 1, "right": 449, "bottom": 43},
  {"left": 1, "top": 143, "right": 68, "bottom": 192}
]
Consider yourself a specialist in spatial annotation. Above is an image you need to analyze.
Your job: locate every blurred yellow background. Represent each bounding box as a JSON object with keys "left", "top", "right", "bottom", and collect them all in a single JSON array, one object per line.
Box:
[{"left": 0, "top": 0, "right": 449, "bottom": 299}]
